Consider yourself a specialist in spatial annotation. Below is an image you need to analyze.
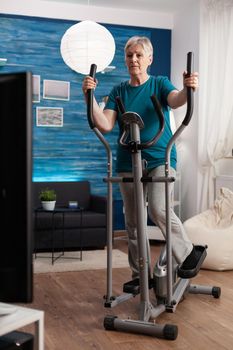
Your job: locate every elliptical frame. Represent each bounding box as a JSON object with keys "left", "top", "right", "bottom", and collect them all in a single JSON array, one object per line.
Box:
[{"left": 86, "top": 53, "right": 221, "bottom": 340}]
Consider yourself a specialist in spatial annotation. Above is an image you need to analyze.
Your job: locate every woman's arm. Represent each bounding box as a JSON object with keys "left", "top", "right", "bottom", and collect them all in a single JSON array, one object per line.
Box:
[
  {"left": 82, "top": 76, "right": 117, "bottom": 133},
  {"left": 167, "top": 72, "right": 199, "bottom": 109}
]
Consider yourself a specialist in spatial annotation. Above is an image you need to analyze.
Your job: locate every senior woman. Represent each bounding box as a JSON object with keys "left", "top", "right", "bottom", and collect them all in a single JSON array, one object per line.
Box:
[{"left": 82, "top": 36, "right": 199, "bottom": 281}]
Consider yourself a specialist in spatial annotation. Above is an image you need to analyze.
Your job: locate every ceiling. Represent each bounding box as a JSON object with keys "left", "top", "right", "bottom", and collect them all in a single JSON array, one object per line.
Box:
[{"left": 45, "top": 0, "right": 194, "bottom": 13}]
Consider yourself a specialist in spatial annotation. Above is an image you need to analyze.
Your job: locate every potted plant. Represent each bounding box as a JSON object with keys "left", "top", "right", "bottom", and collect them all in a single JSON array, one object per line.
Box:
[{"left": 39, "top": 188, "right": 57, "bottom": 211}]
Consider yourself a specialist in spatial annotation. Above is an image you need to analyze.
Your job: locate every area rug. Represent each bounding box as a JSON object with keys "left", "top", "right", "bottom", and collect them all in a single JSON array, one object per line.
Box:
[{"left": 34, "top": 249, "right": 129, "bottom": 274}]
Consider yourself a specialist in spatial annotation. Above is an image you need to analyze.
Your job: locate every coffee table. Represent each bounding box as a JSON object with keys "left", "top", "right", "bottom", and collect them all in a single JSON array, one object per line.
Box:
[{"left": 34, "top": 206, "right": 83, "bottom": 264}]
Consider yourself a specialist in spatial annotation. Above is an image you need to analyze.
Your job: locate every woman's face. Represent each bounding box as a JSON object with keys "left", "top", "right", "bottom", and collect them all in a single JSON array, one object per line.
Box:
[{"left": 125, "top": 44, "right": 152, "bottom": 77}]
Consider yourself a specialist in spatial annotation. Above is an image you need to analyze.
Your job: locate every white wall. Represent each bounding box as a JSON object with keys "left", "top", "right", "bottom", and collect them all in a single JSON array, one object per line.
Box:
[
  {"left": 0, "top": 0, "right": 173, "bottom": 29},
  {"left": 171, "top": 0, "right": 200, "bottom": 220}
]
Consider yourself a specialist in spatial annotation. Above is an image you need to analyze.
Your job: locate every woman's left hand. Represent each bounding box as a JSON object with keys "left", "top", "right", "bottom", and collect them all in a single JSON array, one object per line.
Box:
[{"left": 183, "top": 71, "right": 199, "bottom": 91}]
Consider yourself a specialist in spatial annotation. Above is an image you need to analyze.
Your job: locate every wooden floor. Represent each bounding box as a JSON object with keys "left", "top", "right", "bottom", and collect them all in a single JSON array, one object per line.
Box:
[{"left": 20, "top": 238, "right": 233, "bottom": 350}]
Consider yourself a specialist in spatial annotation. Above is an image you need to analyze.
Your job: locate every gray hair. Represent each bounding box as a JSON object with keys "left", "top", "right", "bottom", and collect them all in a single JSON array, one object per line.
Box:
[{"left": 124, "top": 36, "right": 153, "bottom": 57}]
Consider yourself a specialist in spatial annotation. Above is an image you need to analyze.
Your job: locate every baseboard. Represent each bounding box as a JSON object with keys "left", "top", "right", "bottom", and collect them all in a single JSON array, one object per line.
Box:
[
  {"left": 147, "top": 226, "right": 165, "bottom": 241},
  {"left": 114, "top": 227, "right": 165, "bottom": 241},
  {"left": 113, "top": 230, "right": 127, "bottom": 240}
]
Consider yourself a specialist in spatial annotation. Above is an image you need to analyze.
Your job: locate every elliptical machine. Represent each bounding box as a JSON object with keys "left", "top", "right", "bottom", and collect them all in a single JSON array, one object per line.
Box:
[{"left": 86, "top": 53, "right": 221, "bottom": 340}]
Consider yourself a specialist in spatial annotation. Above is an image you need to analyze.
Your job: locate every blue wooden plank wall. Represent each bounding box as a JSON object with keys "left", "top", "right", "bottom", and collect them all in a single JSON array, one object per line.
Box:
[{"left": 0, "top": 14, "right": 171, "bottom": 202}]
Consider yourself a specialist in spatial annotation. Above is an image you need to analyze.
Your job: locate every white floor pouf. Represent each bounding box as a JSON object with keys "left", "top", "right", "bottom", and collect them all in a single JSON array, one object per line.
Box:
[{"left": 183, "top": 187, "right": 233, "bottom": 271}]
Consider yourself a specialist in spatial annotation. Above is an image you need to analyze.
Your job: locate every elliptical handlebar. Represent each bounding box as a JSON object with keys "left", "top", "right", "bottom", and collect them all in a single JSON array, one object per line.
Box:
[
  {"left": 182, "top": 52, "right": 194, "bottom": 126},
  {"left": 87, "top": 63, "right": 97, "bottom": 129},
  {"left": 86, "top": 52, "right": 193, "bottom": 144},
  {"left": 165, "top": 51, "right": 195, "bottom": 171},
  {"left": 146, "top": 94, "right": 165, "bottom": 148},
  {"left": 116, "top": 94, "right": 165, "bottom": 150},
  {"left": 115, "top": 96, "right": 126, "bottom": 114}
]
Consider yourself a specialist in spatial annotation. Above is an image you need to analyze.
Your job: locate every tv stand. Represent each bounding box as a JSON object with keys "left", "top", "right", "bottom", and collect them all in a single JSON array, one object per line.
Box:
[
  {"left": 0, "top": 303, "right": 44, "bottom": 350},
  {"left": 0, "top": 303, "right": 17, "bottom": 316}
]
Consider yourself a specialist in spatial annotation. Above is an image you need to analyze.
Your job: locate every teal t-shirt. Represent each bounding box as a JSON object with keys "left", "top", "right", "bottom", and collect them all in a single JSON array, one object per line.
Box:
[{"left": 105, "top": 75, "right": 177, "bottom": 172}]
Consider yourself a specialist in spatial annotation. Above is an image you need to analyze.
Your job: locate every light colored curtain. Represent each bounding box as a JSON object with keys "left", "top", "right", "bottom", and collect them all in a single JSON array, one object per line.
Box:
[{"left": 198, "top": 0, "right": 233, "bottom": 211}]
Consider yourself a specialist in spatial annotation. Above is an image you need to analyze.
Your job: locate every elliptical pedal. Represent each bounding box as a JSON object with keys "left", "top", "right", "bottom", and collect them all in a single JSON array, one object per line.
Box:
[
  {"left": 123, "top": 278, "right": 154, "bottom": 295},
  {"left": 123, "top": 278, "right": 140, "bottom": 295},
  {"left": 177, "top": 245, "right": 207, "bottom": 279}
]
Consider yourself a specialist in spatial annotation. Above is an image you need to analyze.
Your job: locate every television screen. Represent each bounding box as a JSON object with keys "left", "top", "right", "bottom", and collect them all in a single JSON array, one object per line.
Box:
[{"left": 0, "top": 71, "right": 33, "bottom": 304}]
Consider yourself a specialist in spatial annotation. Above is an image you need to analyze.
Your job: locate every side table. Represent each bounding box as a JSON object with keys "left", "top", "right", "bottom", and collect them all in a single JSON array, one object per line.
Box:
[
  {"left": 34, "top": 206, "right": 83, "bottom": 264},
  {"left": 0, "top": 303, "right": 44, "bottom": 350}
]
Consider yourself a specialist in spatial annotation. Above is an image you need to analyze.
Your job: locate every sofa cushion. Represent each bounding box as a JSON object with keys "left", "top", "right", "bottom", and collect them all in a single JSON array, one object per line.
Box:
[{"left": 35, "top": 211, "right": 106, "bottom": 229}]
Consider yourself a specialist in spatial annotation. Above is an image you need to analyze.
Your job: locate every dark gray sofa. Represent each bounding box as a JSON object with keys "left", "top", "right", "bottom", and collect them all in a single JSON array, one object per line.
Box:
[{"left": 33, "top": 181, "right": 107, "bottom": 251}]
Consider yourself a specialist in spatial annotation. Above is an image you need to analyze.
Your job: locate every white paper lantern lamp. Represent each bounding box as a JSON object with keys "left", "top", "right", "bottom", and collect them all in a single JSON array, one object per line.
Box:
[{"left": 60, "top": 20, "right": 116, "bottom": 75}]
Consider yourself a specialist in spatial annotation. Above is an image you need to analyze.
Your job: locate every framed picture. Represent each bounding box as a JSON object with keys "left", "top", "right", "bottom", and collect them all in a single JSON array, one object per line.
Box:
[
  {"left": 36, "top": 107, "right": 63, "bottom": 127},
  {"left": 43, "top": 79, "right": 70, "bottom": 101},
  {"left": 32, "top": 75, "right": 40, "bottom": 103}
]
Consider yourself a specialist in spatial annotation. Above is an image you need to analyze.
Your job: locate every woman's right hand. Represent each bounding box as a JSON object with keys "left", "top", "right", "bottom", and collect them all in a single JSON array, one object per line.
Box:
[{"left": 82, "top": 76, "right": 97, "bottom": 95}]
